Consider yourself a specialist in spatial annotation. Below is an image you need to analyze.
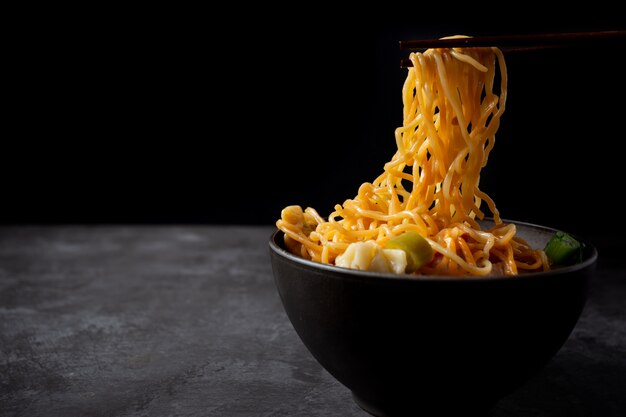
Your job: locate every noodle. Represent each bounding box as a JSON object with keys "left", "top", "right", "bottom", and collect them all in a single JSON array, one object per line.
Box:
[{"left": 276, "top": 40, "right": 548, "bottom": 276}]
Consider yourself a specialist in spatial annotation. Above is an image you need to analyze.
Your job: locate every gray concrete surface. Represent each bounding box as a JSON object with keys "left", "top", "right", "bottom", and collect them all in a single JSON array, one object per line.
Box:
[{"left": 0, "top": 226, "right": 624, "bottom": 416}]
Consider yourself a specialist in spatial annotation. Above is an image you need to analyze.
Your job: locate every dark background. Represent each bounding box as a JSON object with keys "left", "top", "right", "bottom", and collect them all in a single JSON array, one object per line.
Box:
[{"left": 5, "top": 13, "right": 625, "bottom": 241}]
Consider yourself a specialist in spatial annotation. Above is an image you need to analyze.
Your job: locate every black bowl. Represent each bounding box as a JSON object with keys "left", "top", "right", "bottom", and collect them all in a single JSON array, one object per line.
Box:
[{"left": 269, "top": 220, "right": 597, "bottom": 416}]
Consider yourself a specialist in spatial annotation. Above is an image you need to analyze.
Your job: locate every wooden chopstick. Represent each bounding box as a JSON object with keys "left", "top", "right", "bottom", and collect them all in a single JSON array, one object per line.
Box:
[
  {"left": 399, "top": 30, "right": 626, "bottom": 50},
  {"left": 399, "top": 30, "right": 626, "bottom": 68}
]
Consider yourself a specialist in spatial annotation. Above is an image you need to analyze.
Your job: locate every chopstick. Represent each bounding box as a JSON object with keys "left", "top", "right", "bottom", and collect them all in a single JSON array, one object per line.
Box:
[
  {"left": 399, "top": 30, "right": 626, "bottom": 67},
  {"left": 400, "top": 30, "right": 626, "bottom": 50}
]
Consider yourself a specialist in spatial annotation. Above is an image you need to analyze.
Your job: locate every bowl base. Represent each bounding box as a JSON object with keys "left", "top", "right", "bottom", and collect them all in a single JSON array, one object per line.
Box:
[{"left": 352, "top": 392, "right": 493, "bottom": 417}]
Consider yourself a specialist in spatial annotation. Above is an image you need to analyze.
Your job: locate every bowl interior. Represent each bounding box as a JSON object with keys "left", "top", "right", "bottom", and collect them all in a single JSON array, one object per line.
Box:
[{"left": 270, "top": 218, "right": 597, "bottom": 281}]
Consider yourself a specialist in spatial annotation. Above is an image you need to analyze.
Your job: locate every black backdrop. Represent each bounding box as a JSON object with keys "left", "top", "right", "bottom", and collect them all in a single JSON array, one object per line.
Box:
[{"left": 4, "top": 13, "right": 625, "bottom": 242}]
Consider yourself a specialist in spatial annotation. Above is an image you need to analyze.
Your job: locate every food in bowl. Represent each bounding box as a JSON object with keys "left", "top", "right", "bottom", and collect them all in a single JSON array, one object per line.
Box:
[
  {"left": 271, "top": 36, "right": 597, "bottom": 416},
  {"left": 275, "top": 37, "right": 585, "bottom": 277}
]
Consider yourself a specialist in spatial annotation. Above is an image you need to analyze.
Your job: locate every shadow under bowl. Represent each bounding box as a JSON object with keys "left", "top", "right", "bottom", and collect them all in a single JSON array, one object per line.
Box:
[{"left": 269, "top": 220, "right": 598, "bottom": 416}]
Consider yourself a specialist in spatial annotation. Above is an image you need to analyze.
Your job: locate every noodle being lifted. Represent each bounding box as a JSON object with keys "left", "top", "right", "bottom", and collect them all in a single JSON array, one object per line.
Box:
[{"left": 277, "top": 40, "right": 549, "bottom": 276}]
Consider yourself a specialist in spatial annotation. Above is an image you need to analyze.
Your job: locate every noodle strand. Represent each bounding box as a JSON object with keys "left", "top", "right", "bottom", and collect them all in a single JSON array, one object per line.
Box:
[{"left": 277, "top": 43, "right": 547, "bottom": 276}]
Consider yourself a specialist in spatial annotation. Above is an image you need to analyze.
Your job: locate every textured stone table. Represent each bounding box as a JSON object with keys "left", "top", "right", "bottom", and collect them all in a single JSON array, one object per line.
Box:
[{"left": 1, "top": 226, "right": 624, "bottom": 417}]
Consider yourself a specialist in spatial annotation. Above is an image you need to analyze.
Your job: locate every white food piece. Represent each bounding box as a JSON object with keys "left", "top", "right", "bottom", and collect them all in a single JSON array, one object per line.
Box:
[{"left": 335, "top": 241, "right": 407, "bottom": 274}]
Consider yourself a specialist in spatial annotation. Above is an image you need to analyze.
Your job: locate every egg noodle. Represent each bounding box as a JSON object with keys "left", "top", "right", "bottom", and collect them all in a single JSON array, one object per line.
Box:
[{"left": 277, "top": 40, "right": 548, "bottom": 276}]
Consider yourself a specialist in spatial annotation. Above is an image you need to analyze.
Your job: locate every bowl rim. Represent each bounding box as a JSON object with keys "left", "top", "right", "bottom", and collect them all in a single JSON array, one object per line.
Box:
[{"left": 269, "top": 218, "right": 598, "bottom": 283}]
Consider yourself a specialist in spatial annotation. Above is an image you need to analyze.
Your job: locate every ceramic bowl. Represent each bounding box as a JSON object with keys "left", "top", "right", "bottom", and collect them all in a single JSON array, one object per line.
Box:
[{"left": 269, "top": 220, "right": 597, "bottom": 416}]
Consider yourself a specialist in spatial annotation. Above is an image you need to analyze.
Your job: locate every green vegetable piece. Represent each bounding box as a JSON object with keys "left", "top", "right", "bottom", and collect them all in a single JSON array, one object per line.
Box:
[
  {"left": 385, "top": 231, "right": 434, "bottom": 273},
  {"left": 544, "top": 231, "right": 584, "bottom": 266}
]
